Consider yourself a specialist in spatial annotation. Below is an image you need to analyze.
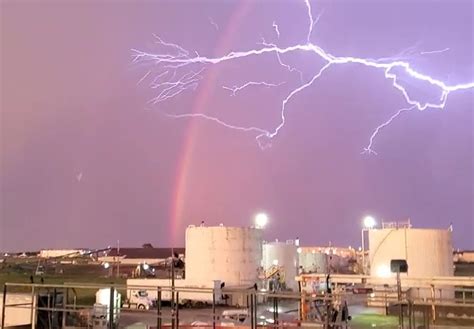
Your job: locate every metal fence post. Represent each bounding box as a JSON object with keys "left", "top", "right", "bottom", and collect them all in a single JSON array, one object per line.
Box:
[
  {"left": 175, "top": 292, "right": 179, "bottom": 329},
  {"left": 250, "top": 292, "right": 254, "bottom": 329},
  {"left": 253, "top": 294, "right": 257, "bottom": 329},
  {"left": 273, "top": 295, "right": 278, "bottom": 327},
  {"left": 171, "top": 287, "right": 175, "bottom": 329},
  {"left": 325, "top": 295, "right": 331, "bottom": 328},
  {"left": 271, "top": 296, "right": 278, "bottom": 327},
  {"left": 212, "top": 288, "right": 216, "bottom": 329},
  {"left": 62, "top": 287, "right": 67, "bottom": 328},
  {"left": 157, "top": 287, "right": 161, "bottom": 329},
  {"left": 1, "top": 284, "right": 7, "bottom": 329},
  {"left": 31, "top": 285, "right": 36, "bottom": 329},
  {"left": 108, "top": 287, "right": 115, "bottom": 329}
]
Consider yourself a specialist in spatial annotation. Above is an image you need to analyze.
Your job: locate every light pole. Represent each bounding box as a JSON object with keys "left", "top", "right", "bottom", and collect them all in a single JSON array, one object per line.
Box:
[
  {"left": 361, "top": 216, "right": 376, "bottom": 274},
  {"left": 116, "top": 240, "right": 120, "bottom": 279}
]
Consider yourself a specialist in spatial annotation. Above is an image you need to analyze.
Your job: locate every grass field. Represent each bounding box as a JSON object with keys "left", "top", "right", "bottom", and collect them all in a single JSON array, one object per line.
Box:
[
  {"left": 351, "top": 313, "right": 399, "bottom": 328},
  {"left": 351, "top": 313, "right": 474, "bottom": 328}
]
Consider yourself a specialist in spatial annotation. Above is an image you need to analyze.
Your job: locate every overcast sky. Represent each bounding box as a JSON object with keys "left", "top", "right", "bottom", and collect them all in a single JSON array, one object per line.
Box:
[{"left": 1, "top": 0, "right": 473, "bottom": 251}]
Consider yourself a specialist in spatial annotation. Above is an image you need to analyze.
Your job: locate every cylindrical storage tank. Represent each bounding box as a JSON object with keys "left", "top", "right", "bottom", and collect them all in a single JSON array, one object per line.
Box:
[
  {"left": 298, "top": 248, "right": 328, "bottom": 274},
  {"left": 262, "top": 240, "right": 298, "bottom": 291},
  {"left": 368, "top": 228, "right": 453, "bottom": 299},
  {"left": 185, "top": 226, "right": 263, "bottom": 287},
  {"left": 368, "top": 228, "right": 453, "bottom": 278}
]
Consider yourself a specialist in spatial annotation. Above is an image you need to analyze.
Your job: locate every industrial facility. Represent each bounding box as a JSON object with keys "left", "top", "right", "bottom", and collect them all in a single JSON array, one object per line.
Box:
[
  {"left": 123, "top": 219, "right": 464, "bottom": 303},
  {"left": 1, "top": 218, "right": 473, "bottom": 329}
]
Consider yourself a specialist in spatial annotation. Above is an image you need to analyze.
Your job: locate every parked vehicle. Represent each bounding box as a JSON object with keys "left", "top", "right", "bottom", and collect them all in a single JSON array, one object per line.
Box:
[
  {"left": 123, "top": 289, "right": 156, "bottom": 310},
  {"left": 126, "top": 278, "right": 224, "bottom": 306}
]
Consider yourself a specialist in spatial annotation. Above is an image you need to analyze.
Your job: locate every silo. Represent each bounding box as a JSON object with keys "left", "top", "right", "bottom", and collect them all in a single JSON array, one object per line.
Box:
[
  {"left": 368, "top": 228, "right": 453, "bottom": 278},
  {"left": 298, "top": 248, "right": 328, "bottom": 274},
  {"left": 368, "top": 227, "right": 453, "bottom": 298},
  {"left": 262, "top": 240, "right": 299, "bottom": 291},
  {"left": 185, "top": 225, "right": 263, "bottom": 287}
]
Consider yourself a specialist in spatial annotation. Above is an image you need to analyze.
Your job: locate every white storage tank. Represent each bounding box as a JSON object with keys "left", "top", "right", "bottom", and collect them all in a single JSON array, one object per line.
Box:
[
  {"left": 368, "top": 228, "right": 453, "bottom": 278},
  {"left": 185, "top": 225, "right": 263, "bottom": 287},
  {"left": 298, "top": 248, "right": 328, "bottom": 274},
  {"left": 95, "top": 288, "right": 121, "bottom": 324},
  {"left": 262, "top": 240, "right": 299, "bottom": 291}
]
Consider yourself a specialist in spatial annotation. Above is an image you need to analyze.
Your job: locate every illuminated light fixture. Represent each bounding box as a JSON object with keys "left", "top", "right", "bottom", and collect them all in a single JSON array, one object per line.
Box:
[
  {"left": 255, "top": 213, "right": 269, "bottom": 229},
  {"left": 363, "top": 216, "right": 376, "bottom": 229},
  {"left": 375, "top": 265, "right": 391, "bottom": 278}
]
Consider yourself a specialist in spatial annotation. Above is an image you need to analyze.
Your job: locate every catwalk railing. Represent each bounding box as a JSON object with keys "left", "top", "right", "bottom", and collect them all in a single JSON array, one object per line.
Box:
[{"left": 1, "top": 281, "right": 474, "bottom": 329}]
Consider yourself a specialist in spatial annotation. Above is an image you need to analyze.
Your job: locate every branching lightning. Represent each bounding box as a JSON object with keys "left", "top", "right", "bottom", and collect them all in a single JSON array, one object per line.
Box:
[
  {"left": 133, "top": 0, "right": 474, "bottom": 154},
  {"left": 304, "top": 0, "right": 315, "bottom": 43},
  {"left": 362, "top": 106, "right": 416, "bottom": 155},
  {"left": 148, "top": 68, "right": 205, "bottom": 104},
  {"left": 223, "top": 81, "right": 285, "bottom": 96},
  {"left": 258, "top": 37, "right": 305, "bottom": 84}
]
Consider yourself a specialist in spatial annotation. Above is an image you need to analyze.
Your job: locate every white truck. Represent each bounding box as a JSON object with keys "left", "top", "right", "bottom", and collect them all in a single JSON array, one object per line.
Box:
[
  {"left": 126, "top": 278, "right": 224, "bottom": 306},
  {"left": 123, "top": 289, "right": 156, "bottom": 310}
]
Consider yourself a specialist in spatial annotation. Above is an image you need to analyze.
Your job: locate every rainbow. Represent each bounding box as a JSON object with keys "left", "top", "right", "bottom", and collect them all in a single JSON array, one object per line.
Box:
[{"left": 169, "top": 0, "right": 253, "bottom": 244}]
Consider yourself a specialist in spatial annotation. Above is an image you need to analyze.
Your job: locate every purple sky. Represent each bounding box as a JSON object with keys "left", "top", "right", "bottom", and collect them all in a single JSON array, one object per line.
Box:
[{"left": 1, "top": 0, "right": 473, "bottom": 251}]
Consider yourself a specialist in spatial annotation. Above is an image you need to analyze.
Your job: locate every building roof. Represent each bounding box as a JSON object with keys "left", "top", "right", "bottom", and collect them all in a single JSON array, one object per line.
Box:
[{"left": 107, "top": 248, "right": 185, "bottom": 259}]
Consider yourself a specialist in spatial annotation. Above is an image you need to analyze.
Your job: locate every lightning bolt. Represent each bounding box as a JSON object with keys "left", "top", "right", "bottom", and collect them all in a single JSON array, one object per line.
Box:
[
  {"left": 133, "top": 0, "right": 474, "bottom": 153},
  {"left": 272, "top": 21, "right": 280, "bottom": 39},
  {"left": 146, "top": 68, "right": 205, "bottom": 104},
  {"left": 209, "top": 17, "right": 219, "bottom": 31},
  {"left": 304, "top": 0, "right": 315, "bottom": 42},
  {"left": 259, "top": 37, "right": 304, "bottom": 83},
  {"left": 419, "top": 47, "right": 450, "bottom": 56},
  {"left": 223, "top": 81, "right": 285, "bottom": 96},
  {"left": 362, "top": 106, "right": 416, "bottom": 155}
]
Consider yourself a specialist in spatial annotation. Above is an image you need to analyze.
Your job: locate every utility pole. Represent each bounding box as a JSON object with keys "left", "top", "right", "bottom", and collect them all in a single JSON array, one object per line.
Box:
[
  {"left": 116, "top": 240, "right": 120, "bottom": 279},
  {"left": 361, "top": 229, "right": 366, "bottom": 274},
  {"left": 325, "top": 252, "right": 332, "bottom": 329}
]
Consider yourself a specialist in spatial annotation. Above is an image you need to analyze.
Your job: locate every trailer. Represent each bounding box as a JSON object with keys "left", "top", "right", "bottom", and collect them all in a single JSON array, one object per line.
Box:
[{"left": 126, "top": 278, "right": 224, "bottom": 306}]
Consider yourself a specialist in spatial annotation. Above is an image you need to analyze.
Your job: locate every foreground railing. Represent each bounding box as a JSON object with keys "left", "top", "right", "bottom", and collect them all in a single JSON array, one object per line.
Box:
[{"left": 1, "top": 282, "right": 474, "bottom": 329}]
